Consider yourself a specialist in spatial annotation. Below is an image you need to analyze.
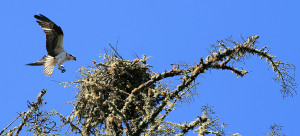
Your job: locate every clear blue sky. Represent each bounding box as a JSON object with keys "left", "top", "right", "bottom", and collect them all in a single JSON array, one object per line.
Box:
[{"left": 0, "top": 1, "right": 299, "bottom": 135}]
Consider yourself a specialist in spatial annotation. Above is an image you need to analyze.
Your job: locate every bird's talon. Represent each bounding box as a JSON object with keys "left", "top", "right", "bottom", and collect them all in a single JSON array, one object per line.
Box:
[{"left": 61, "top": 69, "right": 66, "bottom": 73}]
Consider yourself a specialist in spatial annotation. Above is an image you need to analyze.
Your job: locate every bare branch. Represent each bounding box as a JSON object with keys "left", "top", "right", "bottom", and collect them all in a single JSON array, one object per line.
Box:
[
  {"left": 14, "top": 89, "right": 47, "bottom": 136},
  {"left": 265, "top": 123, "right": 286, "bottom": 136},
  {"left": 0, "top": 112, "right": 23, "bottom": 135}
]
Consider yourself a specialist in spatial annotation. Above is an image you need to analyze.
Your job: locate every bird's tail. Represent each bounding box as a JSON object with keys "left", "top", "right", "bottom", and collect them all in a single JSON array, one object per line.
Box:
[
  {"left": 26, "top": 62, "right": 44, "bottom": 66},
  {"left": 26, "top": 55, "right": 47, "bottom": 66}
]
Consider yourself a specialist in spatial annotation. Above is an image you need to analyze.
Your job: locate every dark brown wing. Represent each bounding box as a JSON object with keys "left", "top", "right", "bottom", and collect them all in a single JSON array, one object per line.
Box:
[{"left": 34, "top": 14, "right": 65, "bottom": 57}]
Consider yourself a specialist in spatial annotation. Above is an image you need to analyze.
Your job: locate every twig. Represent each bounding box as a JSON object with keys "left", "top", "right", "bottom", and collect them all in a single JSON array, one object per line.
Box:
[
  {"left": 0, "top": 112, "right": 23, "bottom": 135},
  {"left": 51, "top": 110, "right": 82, "bottom": 134},
  {"left": 109, "top": 43, "right": 123, "bottom": 59}
]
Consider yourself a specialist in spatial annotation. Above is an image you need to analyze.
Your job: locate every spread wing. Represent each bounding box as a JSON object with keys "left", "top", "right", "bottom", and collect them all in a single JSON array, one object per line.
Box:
[
  {"left": 44, "top": 55, "right": 56, "bottom": 77},
  {"left": 34, "top": 14, "right": 65, "bottom": 57}
]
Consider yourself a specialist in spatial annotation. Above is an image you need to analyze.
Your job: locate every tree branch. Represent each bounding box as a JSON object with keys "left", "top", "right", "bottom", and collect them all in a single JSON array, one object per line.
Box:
[{"left": 13, "top": 89, "right": 47, "bottom": 136}]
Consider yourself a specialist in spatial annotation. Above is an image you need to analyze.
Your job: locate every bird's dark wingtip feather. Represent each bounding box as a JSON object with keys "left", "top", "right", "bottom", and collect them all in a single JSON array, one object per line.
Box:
[
  {"left": 34, "top": 14, "right": 42, "bottom": 19},
  {"left": 34, "top": 13, "right": 44, "bottom": 17},
  {"left": 34, "top": 14, "right": 51, "bottom": 22}
]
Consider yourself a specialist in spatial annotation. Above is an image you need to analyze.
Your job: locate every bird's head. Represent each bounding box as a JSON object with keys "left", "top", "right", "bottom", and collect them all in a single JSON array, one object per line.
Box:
[{"left": 68, "top": 54, "right": 76, "bottom": 61}]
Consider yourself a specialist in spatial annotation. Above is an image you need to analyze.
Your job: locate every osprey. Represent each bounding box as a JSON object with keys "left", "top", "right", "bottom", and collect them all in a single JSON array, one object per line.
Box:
[{"left": 27, "top": 14, "right": 76, "bottom": 77}]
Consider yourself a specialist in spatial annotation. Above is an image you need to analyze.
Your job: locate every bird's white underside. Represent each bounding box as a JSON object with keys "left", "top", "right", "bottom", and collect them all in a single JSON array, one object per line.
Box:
[{"left": 56, "top": 52, "right": 68, "bottom": 66}]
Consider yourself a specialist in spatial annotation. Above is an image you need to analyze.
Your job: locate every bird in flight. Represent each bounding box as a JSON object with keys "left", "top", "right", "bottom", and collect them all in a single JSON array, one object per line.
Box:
[{"left": 27, "top": 14, "right": 76, "bottom": 77}]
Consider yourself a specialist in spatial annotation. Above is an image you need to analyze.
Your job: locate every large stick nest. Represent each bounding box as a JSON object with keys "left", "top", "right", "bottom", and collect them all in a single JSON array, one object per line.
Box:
[{"left": 75, "top": 54, "right": 156, "bottom": 128}]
